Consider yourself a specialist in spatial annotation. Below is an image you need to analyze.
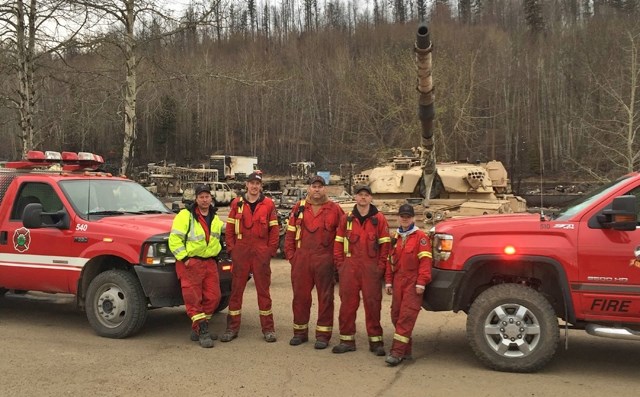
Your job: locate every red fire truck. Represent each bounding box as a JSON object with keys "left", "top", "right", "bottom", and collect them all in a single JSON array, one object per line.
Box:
[
  {"left": 425, "top": 173, "right": 640, "bottom": 372},
  {"left": 0, "top": 151, "right": 232, "bottom": 338}
]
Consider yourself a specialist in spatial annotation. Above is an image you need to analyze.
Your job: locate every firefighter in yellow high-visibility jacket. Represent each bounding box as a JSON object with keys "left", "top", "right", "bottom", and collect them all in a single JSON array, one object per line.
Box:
[{"left": 169, "top": 184, "right": 224, "bottom": 348}]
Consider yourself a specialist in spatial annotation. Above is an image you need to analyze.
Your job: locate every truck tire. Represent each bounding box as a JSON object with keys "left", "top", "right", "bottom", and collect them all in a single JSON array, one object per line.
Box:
[
  {"left": 85, "top": 270, "right": 148, "bottom": 339},
  {"left": 466, "top": 283, "right": 559, "bottom": 373},
  {"left": 0, "top": 288, "right": 7, "bottom": 298},
  {"left": 215, "top": 296, "right": 230, "bottom": 313}
]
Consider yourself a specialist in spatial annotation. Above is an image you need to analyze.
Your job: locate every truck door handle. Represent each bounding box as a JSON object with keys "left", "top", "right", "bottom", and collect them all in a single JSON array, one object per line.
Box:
[{"left": 0, "top": 231, "right": 7, "bottom": 245}]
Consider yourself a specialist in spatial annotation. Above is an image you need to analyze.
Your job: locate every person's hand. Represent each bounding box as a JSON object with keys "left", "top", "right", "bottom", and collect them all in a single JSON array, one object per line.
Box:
[
  {"left": 385, "top": 285, "right": 393, "bottom": 295},
  {"left": 416, "top": 286, "right": 425, "bottom": 295}
]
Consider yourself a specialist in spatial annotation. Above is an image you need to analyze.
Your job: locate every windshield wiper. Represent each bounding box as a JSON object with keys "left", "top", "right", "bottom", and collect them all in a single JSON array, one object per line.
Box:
[
  {"left": 87, "top": 210, "right": 128, "bottom": 216},
  {"left": 139, "top": 209, "right": 169, "bottom": 214}
]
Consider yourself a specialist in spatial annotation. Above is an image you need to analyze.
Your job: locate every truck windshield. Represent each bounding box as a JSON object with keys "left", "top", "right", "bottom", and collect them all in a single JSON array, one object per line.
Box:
[
  {"left": 59, "top": 179, "right": 171, "bottom": 219},
  {"left": 552, "top": 175, "right": 632, "bottom": 220}
]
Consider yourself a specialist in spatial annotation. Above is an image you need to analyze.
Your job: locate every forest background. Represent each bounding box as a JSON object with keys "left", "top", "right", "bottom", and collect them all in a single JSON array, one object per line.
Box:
[{"left": 1, "top": 0, "right": 639, "bottom": 190}]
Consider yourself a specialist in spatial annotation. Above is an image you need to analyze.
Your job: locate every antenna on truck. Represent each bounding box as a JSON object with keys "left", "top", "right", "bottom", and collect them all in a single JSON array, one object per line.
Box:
[{"left": 538, "top": 127, "right": 546, "bottom": 221}]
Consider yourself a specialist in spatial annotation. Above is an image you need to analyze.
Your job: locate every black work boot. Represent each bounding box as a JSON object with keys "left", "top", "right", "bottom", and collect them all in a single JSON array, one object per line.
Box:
[
  {"left": 289, "top": 335, "right": 308, "bottom": 346},
  {"left": 385, "top": 355, "right": 404, "bottom": 367},
  {"left": 198, "top": 321, "right": 214, "bottom": 348},
  {"left": 192, "top": 329, "right": 217, "bottom": 341},
  {"left": 220, "top": 329, "right": 238, "bottom": 342},
  {"left": 332, "top": 343, "right": 356, "bottom": 354},
  {"left": 369, "top": 343, "right": 386, "bottom": 356}
]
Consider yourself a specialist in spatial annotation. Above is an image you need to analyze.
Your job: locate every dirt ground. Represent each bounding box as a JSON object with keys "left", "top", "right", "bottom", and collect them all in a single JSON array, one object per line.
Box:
[{"left": 1, "top": 259, "right": 638, "bottom": 397}]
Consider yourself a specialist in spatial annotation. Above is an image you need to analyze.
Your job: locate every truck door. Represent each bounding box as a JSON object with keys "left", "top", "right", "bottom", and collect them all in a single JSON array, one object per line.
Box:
[
  {"left": 576, "top": 186, "right": 640, "bottom": 323},
  {"left": 0, "top": 181, "right": 79, "bottom": 293}
]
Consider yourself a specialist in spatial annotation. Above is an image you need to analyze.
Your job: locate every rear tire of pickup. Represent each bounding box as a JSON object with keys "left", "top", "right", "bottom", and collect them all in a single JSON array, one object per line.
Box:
[
  {"left": 86, "top": 270, "right": 148, "bottom": 339},
  {"left": 466, "top": 284, "right": 559, "bottom": 373}
]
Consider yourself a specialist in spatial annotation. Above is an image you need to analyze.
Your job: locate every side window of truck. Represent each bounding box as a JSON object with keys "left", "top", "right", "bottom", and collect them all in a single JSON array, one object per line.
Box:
[{"left": 11, "top": 182, "right": 64, "bottom": 220}]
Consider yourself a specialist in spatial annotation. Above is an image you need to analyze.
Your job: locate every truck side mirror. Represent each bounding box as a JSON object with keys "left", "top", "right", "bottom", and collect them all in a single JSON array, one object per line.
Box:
[
  {"left": 22, "top": 203, "right": 43, "bottom": 228},
  {"left": 599, "top": 195, "right": 637, "bottom": 231},
  {"left": 23, "top": 203, "right": 70, "bottom": 229}
]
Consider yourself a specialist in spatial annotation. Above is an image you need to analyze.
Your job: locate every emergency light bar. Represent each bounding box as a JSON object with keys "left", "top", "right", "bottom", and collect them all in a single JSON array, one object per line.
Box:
[{"left": 6, "top": 150, "right": 105, "bottom": 171}]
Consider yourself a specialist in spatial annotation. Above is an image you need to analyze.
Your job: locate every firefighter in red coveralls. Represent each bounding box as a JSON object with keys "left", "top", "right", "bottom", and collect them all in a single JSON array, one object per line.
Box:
[
  {"left": 333, "top": 185, "right": 391, "bottom": 356},
  {"left": 221, "top": 171, "right": 280, "bottom": 343},
  {"left": 285, "top": 175, "right": 344, "bottom": 350},
  {"left": 384, "top": 203, "right": 432, "bottom": 366},
  {"left": 169, "top": 184, "right": 224, "bottom": 348}
]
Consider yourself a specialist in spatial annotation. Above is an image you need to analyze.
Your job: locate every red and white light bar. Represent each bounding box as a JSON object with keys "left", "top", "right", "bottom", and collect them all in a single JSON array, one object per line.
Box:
[{"left": 5, "top": 150, "right": 105, "bottom": 171}]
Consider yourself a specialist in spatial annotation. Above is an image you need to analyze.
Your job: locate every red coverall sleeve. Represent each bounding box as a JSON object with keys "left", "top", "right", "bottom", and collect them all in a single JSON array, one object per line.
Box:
[
  {"left": 284, "top": 203, "right": 299, "bottom": 261},
  {"left": 377, "top": 214, "right": 391, "bottom": 270},
  {"left": 416, "top": 232, "right": 433, "bottom": 287},
  {"left": 267, "top": 201, "right": 280, "bottom": 256},
  {"left": 333, "top": 214, "right": 347, "bottom": 267},
  {"left": 225, "top": 199, "right": 238, "bottom": 253}
]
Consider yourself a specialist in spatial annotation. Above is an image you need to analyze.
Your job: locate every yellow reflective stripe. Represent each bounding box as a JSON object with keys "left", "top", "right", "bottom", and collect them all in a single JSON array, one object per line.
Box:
[
  {"left": 339, "top": 334, "right": 355, "bottom": 341},
  {"left": 211, "top": 232, "right": 220, "bottom": 240},
  {"left": 316, "top": 325, "right": 332, "bottom": 332},
  {"left": 187, "top": 235, "right": 205, "bottom": 242},
  {"left": 205, "top": 314, "right": 212, "bottom": 320},
  {"left": 171, "top": 229, "right": 186, "bottom": 237},
  {"left": 295, "top": 200, "right": 305, "bottom": 244},
  {"left": 287, "top": 225, "right": 297, "bottom": 232},
  {"left": 171, "top": 246, "right": 185, "bottom": 256},
  {"left": 259, "top": 309, "right": 273, "bottom": 316},
  {"left": 228, "top": 310, "right": 241, "bottom": 316},
  {"left": 344, "top": 212, "right": 352, "bottom": 256},
  {"left": 235, "top": 198, "right": 243, "bottom": 238},
  {"left": 418, "top": 251, "right": 433, "bottom": 259},
  {"left": 226, "top": 219, "right": 236, "bottom": 224},
  {"left": 191, "top": 313, "right": 206, "bottom": 322},
  {"left": 369, "top": 335, "right": 383, "bottom": 342},
  {"left": 293, "top": 323, "right": 309, "bottom": 330},
  {"left": 269, "top": 220, "right": 279, "bottom": 227},
  {"left": 394, "top": 333, "right": 410, "bottom": 343},
  {"left": 335, "top": 236, "right": 344, "bottom": 242},
  {"left": 378, "top": 237, "right": 391, "bottom": 244}
]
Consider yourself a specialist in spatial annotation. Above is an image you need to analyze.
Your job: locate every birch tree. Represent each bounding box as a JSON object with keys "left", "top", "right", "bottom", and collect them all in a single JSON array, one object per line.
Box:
[
  {"left": 77, "top": 0, "right": 214, "bottom": 175},
  {"left": 0, "top": 0, "right": 87, "bottom": 157}
]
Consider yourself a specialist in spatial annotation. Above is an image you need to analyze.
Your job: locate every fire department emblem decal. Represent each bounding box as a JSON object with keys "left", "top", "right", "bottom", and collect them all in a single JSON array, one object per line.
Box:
[{"left": 13, "top": 227, "right": 31, "bottom": 252}]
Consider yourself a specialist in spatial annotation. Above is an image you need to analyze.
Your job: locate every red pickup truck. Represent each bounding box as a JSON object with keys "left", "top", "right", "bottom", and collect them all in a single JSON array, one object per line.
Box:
[
  {"left": 0, "top": 151, "right": 232, "bottom": 338},
  {"left": 425, "top": 173, "right": 640, "bottom": 372}
]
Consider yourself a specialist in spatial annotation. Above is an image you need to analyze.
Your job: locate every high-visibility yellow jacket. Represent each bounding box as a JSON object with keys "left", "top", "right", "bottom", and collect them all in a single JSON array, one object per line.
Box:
[{"left": 169, "top": 207, "right": 224, "bottom": 261}]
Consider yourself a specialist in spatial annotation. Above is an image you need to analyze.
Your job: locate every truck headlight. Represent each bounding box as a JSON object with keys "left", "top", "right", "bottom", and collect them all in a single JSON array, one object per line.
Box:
[
  {"left": 433, "top": 233, "right": 453, "bottom": 261},
  {"left": 142, "top": 242, "right": 176, "bottom": 266}
]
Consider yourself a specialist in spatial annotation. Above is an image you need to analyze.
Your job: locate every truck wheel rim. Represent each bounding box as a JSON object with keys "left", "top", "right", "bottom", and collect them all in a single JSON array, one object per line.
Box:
[
  {"left": 94, "top": 283, "right": 128, "bottom": 328},
  {"left": 482, "top": 303, "right": 541, "bottom": 358}
]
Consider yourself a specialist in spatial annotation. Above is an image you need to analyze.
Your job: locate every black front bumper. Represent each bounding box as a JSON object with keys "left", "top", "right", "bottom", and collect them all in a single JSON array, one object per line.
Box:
[
  {"left": 134, "top": 262, "right": 233, "bottom": 308},
  {"left": 422, "top": 268, "right": 466, "bottom": 312}
]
